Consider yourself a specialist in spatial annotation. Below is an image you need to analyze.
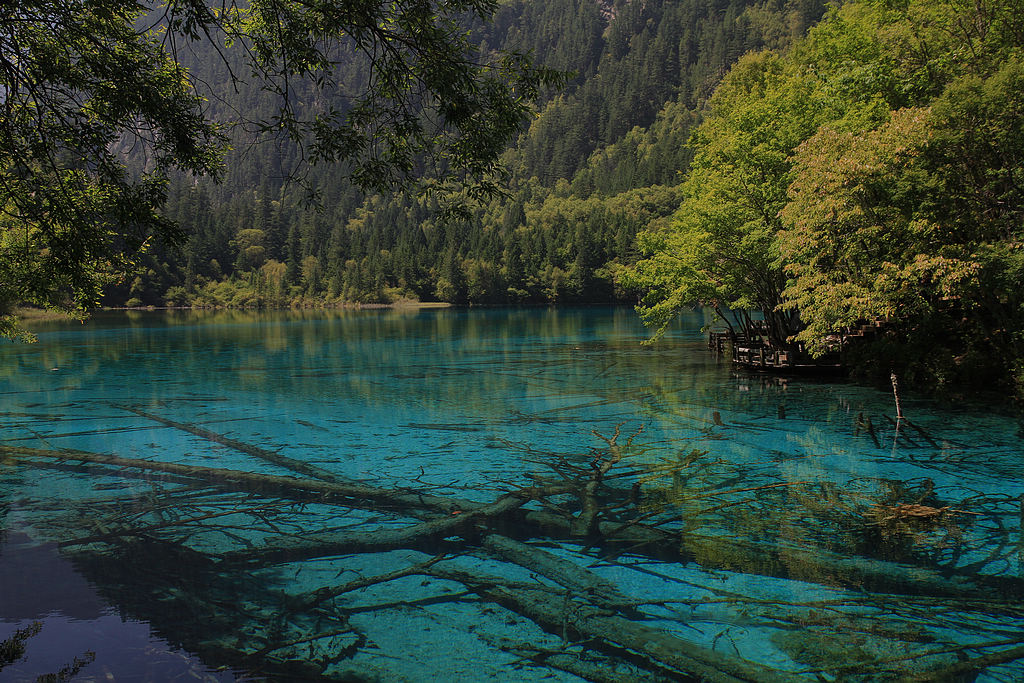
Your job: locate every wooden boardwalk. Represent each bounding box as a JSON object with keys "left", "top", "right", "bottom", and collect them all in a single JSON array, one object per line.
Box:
[{"left": 707, "top": 321, "right": 882, "bottom": 375}]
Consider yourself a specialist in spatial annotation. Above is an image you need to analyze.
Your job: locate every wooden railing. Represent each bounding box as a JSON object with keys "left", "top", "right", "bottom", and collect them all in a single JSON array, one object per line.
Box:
[{"left": 707, "top": 320, "right": 881, "bottom": 374}]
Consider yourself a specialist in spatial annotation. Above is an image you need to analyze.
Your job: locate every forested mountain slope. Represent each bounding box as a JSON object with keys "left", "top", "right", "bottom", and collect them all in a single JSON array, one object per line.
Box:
[{"left": 110, "top": 0, "right": 826, "bottom": 308}]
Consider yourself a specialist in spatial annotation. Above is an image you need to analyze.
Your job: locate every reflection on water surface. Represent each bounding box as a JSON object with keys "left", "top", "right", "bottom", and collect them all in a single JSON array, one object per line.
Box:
[
  {"left": 0, "top": 526, "right": 240, "bottom": 681},
  {"left": 2, "top": 306, "right": 1024, "bottom": 681}
]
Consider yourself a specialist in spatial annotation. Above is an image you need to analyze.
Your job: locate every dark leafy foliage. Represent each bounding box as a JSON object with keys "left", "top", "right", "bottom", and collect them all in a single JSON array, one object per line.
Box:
[{"left": 0, "top": 0, "right": 562, "bottom": 337}]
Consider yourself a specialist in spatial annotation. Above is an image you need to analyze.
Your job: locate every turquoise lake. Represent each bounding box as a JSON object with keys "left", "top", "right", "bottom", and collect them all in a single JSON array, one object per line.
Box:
[{"left": 2, "top": 306, "right": 1023, "bottom": 681}]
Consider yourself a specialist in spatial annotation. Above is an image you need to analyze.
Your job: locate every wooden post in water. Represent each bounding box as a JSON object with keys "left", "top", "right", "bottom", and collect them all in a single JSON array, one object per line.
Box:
[{"left": 891, "top": 373, "right": 904, "bottom": 420}]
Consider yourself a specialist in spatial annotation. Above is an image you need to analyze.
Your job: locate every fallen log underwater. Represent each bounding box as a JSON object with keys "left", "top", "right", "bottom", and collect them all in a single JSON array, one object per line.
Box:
[
  {"left": 4, "top": 442, "right": 1019, "bottom": 604},
  {"left": 3, "top": 414, "right": 1024, "bottom": 682},
  {"left": 4, "top": 446, "right": 806, "bottom": 681}
]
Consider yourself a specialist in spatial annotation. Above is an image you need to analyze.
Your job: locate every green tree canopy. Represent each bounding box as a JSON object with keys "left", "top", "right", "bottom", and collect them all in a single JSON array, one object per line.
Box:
[
  {"left": 779, "top": 0, "right": 1024, "bottom": 389},
  {"left": 626, "top": 0, "right": 1024, "bottom": 393},
  {"left": 620, "top": 50, "right": 837, "bottom": 346}
]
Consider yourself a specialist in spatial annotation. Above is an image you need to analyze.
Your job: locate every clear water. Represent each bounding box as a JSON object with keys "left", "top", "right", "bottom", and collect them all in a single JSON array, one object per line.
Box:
[{"left": 1, "top": 306, "right": 1023, "bottom": 681}]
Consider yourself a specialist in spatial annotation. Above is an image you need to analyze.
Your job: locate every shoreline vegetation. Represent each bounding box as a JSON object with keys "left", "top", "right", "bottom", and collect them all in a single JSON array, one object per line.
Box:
[
  {"left": 114, "top": 300, "right": 453, "bottom": 311},
  {"left": 10, "top": 303, "right": 1020, "bottom": 411},
  {"left": 14, "top": 301, "right": 452, "bottom": 319},
  {"left": 3, "top": 301, "right": 451, "bottom": 342},
  {"left": 11, "top": 307, "right": 81, "bottom": 322},
  {"left": 12, "top": 301, "right": 1021, "bottom": 405}
]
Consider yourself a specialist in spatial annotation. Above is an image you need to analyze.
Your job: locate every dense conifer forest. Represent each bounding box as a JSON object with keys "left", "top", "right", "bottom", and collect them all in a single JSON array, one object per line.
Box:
[{"left": 112, "top": 0, "right": 827, "bottom": 309}]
